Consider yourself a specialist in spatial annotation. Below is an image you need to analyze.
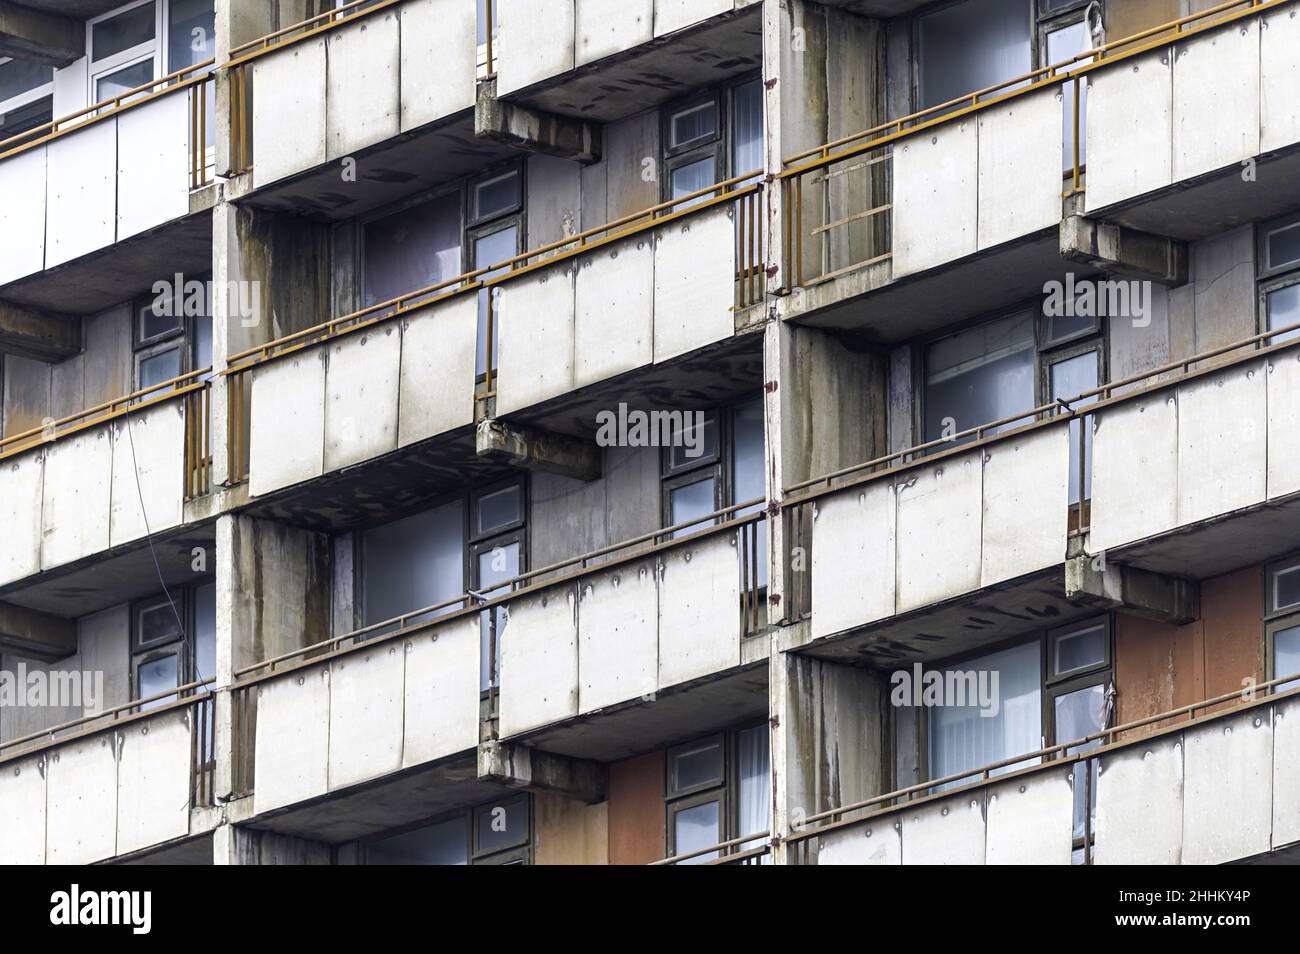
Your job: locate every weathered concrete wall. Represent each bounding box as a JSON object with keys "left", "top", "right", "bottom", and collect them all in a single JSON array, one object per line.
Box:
[
  {"left": 213, "top": 823, "right": 333, "bottom": 864},
  {"left": 533, "top": 789, "right": 609, "bottom": 864}
]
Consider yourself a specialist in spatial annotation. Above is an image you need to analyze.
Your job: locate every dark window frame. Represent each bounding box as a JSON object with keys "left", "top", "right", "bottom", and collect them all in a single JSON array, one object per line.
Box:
[
  {"left": 360, "top": 793, "right": 533, "bottom": 865},
  {"left": 664, "top": 721, "right": 768, "bottom": 860}
]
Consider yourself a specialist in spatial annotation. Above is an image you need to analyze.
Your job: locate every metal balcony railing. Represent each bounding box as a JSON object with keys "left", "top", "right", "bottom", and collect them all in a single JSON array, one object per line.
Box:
[
  {"left": 777, "top": 0, "right": 1286, "bottom": 292},
  {"left": 652, "top": 831, "right": 772, "bottom": 866}
]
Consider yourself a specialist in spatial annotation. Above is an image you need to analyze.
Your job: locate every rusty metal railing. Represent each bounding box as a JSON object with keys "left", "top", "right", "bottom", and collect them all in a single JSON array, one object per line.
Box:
[
  {"left": 652, "top": 831, "right": 772, "bottom": 866},
  {"left": 777, "top": 0, "right": 1283, "bottom": 292},
  {"left": 189, "top": 74, "right": 216, "bottom": 190},
  {"left": 184, "top": 379, "right": 214, "bottom": 500}
]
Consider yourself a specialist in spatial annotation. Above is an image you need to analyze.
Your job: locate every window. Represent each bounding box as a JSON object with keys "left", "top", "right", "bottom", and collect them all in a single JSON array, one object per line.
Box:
[
  {"left": 1265, "top": 558, "right": 1300, "bottom": 692},
  {"left": 365, "top": 795, "right": 532, "bottom": 865},
  {"left": 923, "top": 311, "right": 1036, "bottom": 444},
  {"left": 1040, "top": 3, "right": 1099, "bottom": 174},
  {"left": 87, "top": 1, "right": 216, "bottom": 107},
  {"left": 353, "top": 478, "right": 526, "bottom": 691},
  {"left": 0, "top": 57, "right": 53, "bottom": 140},
  {"left": 167, "top": 0, "right": 216, "bottom": 72},
  {"left": 130, "top": 581, "right": 216, "bottom": 709},
  {"left": 666, "top": 724, "right": 770, "bottom": 863},
  {"left": 661, "top": 77, "right": 763, "bottom": 209},
  {"left": 917, "top": 0, "right": 1032, "bottom": 111},
  {"left": 660, "top": 399, "right": 764, "bottom": 536},
  {"left": 362, "top": 191, "right": 462, "bottom": 309},
  {"left": 1259, "top": 213, "right": 1300, "bottom": 346},
  {"left": 131, "top": 275, "right": 213, "bottom": 392},
  {"left": 919, "top": 617, "right": 1112, "bottom": 863}
]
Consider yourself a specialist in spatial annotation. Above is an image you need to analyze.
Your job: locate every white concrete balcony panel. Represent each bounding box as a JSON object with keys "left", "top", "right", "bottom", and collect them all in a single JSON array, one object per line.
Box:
[
  {"left": 247, "top": 0, "right": 476, "bottom": 190},
  {"left": 0, "top": 700, "right": 210, "bottom": 865},
  {"left": 496, "top": 0, "right": 751, "bottom": 96},
  {"left": 494, "top": 201, "right": 738, "bottom": 416},
  {"left": 250, "top": 616, "right": 481, "bottom": 816},
  {"left": 245, "top": 293, "right": 478, "bottom": 498},
  {"left": 499, "top": 526, "right": 748, "bottom": 738},
  {"left": 0, "top": 397, "right": 194, "bottom": 588},
  {"left": 0, "top": 84, "right": 202, "bottom": 286},
  {"left": 809, "top": 422, "right": 1071, "bottom": 641},
  {"left": 1086, "top": 4, "right": 1299, "bottom": 214},
  {"left": 804, "top": 690, "right": 1300, "bottom": 866}
]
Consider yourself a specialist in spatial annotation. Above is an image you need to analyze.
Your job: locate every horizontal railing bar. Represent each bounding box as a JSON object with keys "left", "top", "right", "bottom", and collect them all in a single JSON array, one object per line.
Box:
[
  {"left": 0, "top": 61, "right": 214, "bottom": 160},
  {"left": 780, "top": 0, "right": 1282, "bottom": 174},
  {"left": 651, "top": 831, "right": 771, "bottom": 866},
  {"left": 808, "top": 203, "right": 891, "bottom": 237},
  {"left": 224, "top": 177, "right": 762, "bottom": 371},
  {"left": 792, "top": 670, "right": 1300, "bottom": 835},
  {"left": 783, "top": 317, "right": 1300, "bottom": 503},
  {"left": 233, "top": 502, "right": 766, "bottom": 681},
  {"left": 228, "top": 0, "right": 403, "bottom": 61},
  {"left": 0, "top": 369, "right": 212, "bottom": 456},
  {"left": 0, "top": 680, "right": 216, "bottom": 757}
]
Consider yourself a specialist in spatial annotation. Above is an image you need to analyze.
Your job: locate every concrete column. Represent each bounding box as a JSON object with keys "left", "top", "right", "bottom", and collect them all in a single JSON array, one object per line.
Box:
[{"left": 213, "top": 823, "right": 332, "bottom": 864}]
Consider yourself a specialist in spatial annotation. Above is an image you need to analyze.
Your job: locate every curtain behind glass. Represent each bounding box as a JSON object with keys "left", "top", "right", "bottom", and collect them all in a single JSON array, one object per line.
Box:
[
  {"left": 929, "top": 640, "right": 1041, "bottom": 790},
  {"left": 732, "top": 399, "right": 767, "bottom": 588},
  {"left": 736, "top": 723, "right": 770, "bottom": 862},
  {"left": 364, "top": 192, "right": 462, "bottom": 308}
]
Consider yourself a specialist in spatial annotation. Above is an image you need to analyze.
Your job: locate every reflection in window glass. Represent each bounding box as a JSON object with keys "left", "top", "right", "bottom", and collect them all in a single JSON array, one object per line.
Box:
[
  {"left": 92, "top": 3, "right": 157, "bottom": 62},
  {"left": 138, "top": 601, "right": 182, "bottom": 647},
  {"left": 477, "top": 485, "right": 520, "bottom": 536},
  {"left": 1273, "top": 564, "right": 1300, "bottom": 613},
  {"left": 669, "top": 477, "right": 715, "bottom": 538},
  {"left": 732, "top": 399, "right": 767, "bottom": 588},
  {"left": 924, "top": 312, "right": 1035, "bottom": 444},
  {"left": 193, "top": 581, "right": 216, "bottom": 683},
  {"left": 361, "top": 501, "right": 465, "bottom": 628},
  {"left": 668, "top": 415, "right": 717, "bottom": 470},
  {"left": 673, "top": 800, "right": 721, "bottom": 864},
  {"left": 138, "top": 654, "right": 178, "bottom": 709},
  {"left": 929, "top": 641, "right": 1041, "bottom": 790},
  {"left": 918, "top": 0, "right": 1031, "bottom": 110},
  {"left": 474, "top": 225, "right": 517, "bottom": 377},
  {"left": 370, "top": 816, "right": 467, "bottom": 865},
  {"left": 1047, "top": 20, "right": 1090, "bottom": 171},
  {"left": 0, "top": 59, "right": 53, "bottom": 103},
  {"left": 1050, "top": 351, "right": 1098, "bottom": 505},
  {"left": 1267, "top": 285, "right": 1300, "bottom": 345},
  {"left": 478, "top": 541, "right": 519, "bottom": 690},
  {"left": 97, "top": 59, "right": 155, "bottom": 104},
  {"left": 477, "top": 799, "right": 527, "bottom": 854},
  {"left": 0, "top": 94, "right": 52, "bottom": 139},
  {"left": 473, "top": 170, "right": 520, "bottom": 221},
  {"left": 139, "top": 348, "right": 182, "bottom": 391},
  {"left": 1054, "top": 684, "right": 1105, "bottom": 843},
  {"left": 670, "top": 157, "right": 715, "bottom": 208},
  {"left": 168, "top": 0, "right": 215, "bottom": 70},
  {"left": 364, "top": 193, "right": 462, "bottom": 308},
  {"left": 670, "top": 738, "right": 723, "bottom": 792},
  {"left": 1054, "top": 622, "right": 1105, "bottom": 676},
  {"left": 137, "top": 290, "right": 184, "bottom": 343},
  {"left": 1266, "top": 222, "right": 1300, "bottom": 273},
  {"left": 1276, "top": 625, "right": 1300, "bottom": 690}
]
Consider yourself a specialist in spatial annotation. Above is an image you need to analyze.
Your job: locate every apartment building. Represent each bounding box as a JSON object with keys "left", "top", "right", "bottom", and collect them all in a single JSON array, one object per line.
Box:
[{"left": 0, "top": 0, "right": 1297, "bottom": 867}]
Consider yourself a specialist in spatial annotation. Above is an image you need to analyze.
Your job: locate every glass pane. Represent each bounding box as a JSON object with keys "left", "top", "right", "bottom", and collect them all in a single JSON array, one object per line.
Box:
[
  {"left": 731, "top": 80, "right": 764, "bottom": 179},
  {"left": 364, "top": 192, "right": 462, "bottom": 308},
  {"left": 475, "top": 0, "right": 498, "bottom": 46},
  {"left": 478, "top": 541, "right": 520, "bottom": 690},
  {"left": 92, "top": 3, "right": 157, "bottom": 62},
  {"left": 732, "top": 399, "right": 767, "bottom": 589},
  {"left": 669, "top": 477, "right": 715, "bottom": 538},
  {"left": 137, "top": 290, "right": 183, "bottom": 342},
  {"left": 138, "top": 655, "right": 178, "bottom": 709},
  {"left": 1054, "top": 621, "right": 1105, "bottom": 676},
  {"left": 474, "top": 170, "right": 520, "bottom": 221},
  {"left": 1266, "top": 222, "right": 1300, "bottom": 273},
  {"left": 670, "top": 738, "right": 723, "bottom": 792},
  {"left": 193, "top": 581, "right": 216, "bottom": 684},
  {"left": 670, "top": 156, "right": 715, "bottom": 208},
  {"left": 918, "top": 0, "right": 1031, "bottom": 110},
  {"left": 1050, "top": 351, "right": 1099, "bottom": 505},
  {"left": 138, "top": 600, "right": 182, "bottom": 646},
  {"left": 1276, "top": 624, "right": 1300, "bottom": 691},
  {"left": 193, "top": 313, "right": 213, "bottom": 368},
  {"left": 477, "top": 484, "right": 520, "bottom": 535},
  {"left": 168, "top": 0, "right": 214, "bottom": 70},
  {"left": 97, "top": 59, "right": 156, "bottom": 104},
  {"left": 369, "top": 816, "right": 467, "bottom": 865},
  {"left": 361, "top": 500, "right": 465, "bottom": 628},
  {"left": 0, "top": 94, "right": 52, "bottom": 139},
  {"left": 139, "top": 348, "right": 182, "bottom": 390},
  {"left": 736, "top": 724, "right": 770, "bottom": 855},
  {"left": 673, "top": 800, "right": 721, "bottom": 864},
  {"left": 670, "top": 101, "right": 717, "bottom": 149},
  {"left": 668, "top": 414, "right": 717, "bottom": 469},
  {"left": 476, "top": 798, "right": 528, "bottom": 855},
  {"left": 1054, "top": 684, "right": 1106, "bottom": 843},
  {"left": 1047, "top": 20, "right": 1090, "bottom": 171},
  {"left": 924, "top": 311, "right": 1035, "bottom": 444},
  {"left": 1273, "top": 564, "right": 1300, "bottom": 613},
  {"left": 0, "top": 58, "right": 53, "bottom": 103},
  {"left": 474, "top": 225, "right": 517, "bottom": 377},
  {"left": 1267, "top": 285, "right": 1300, "bottom": 345},
  {"left": 929, "top": 640, "right": 1042, "bottom": 790}
]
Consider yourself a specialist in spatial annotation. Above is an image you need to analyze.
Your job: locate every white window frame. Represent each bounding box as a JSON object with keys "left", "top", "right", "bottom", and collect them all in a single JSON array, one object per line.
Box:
[
  {"left": 87, "top": 0, "right": 163, "bottom": 107},
  {"left": 0, "top": 56, "right": 55, "bottom": 125}
]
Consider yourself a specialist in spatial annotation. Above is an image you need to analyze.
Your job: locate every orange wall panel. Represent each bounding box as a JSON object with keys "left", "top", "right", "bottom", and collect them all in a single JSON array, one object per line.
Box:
[{"left": 607, "top": 750, "right": 665, "bottom": 866}]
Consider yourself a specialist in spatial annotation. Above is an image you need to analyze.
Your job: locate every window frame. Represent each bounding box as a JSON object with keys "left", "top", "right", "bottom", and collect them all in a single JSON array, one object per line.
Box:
[
  {"left": 0, "top": 57, "right": 54, "bottom": 137},
  {"left": 659, "top": 77, "right": 760, "bottom": 204},
  {"left": 360, "top": 794, "right": 533, "bottom": 865},
  {"left": 664, "top": 721, "right": 769, "bottom": 860},
  {"left": 1256, "top": 212, "right": 1300, "bottom": 282},
  {"left": 129, "top": 581, "right": 214, "bottom": 703},
  {"left": 467, "top": 162, "right": 524, "bottom": 230},
  {"left": 357, "top": 180, "right": 466, "bottom": 312},
  {"left": 87, "top": 0, "right": 163, "bottom": 106},
  {"left": 471, "top": 794, "right": 532, "bottom": 861},
  {"left": 1046, "top": 615, "right": 1112, "bottom": 686}
]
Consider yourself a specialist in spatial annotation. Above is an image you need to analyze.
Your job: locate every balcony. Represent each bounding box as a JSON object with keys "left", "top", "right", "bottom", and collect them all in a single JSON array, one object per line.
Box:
[
  {"left": 775, "top": 0, "right": 1300, "bottom": 342},
  {"left": 223, "top": 176, "right": 764, "bottom": 502},
  {"left": 0, "top": 372, "right": 212, "bottom": 589},
  {"left": 790, "top": 677, "right": 1300, "bottom": 865},
  {"left": 0, "top": 62, "right": 215, "bottom": 315},
  {"left": 228, "top": 504, "right": 766, "bottom": 837},
  {"left": 0, "top": 684, "right": 215, "bottom": 864},
  {"left": 784, "top": 320, "right": 1300, "bottom": 661}
]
